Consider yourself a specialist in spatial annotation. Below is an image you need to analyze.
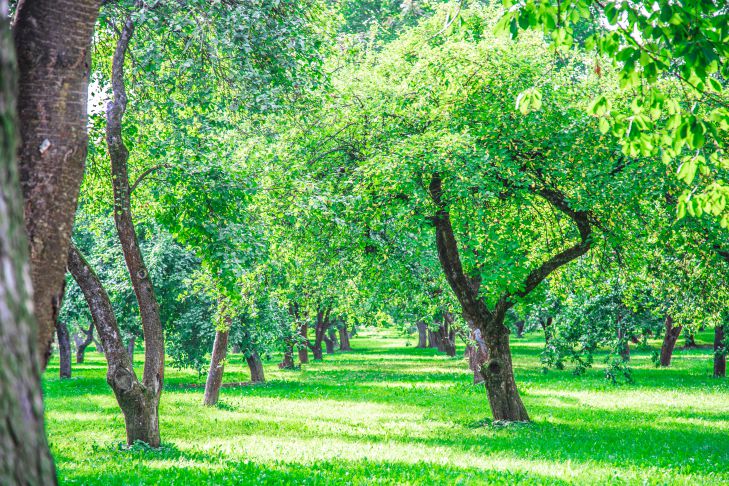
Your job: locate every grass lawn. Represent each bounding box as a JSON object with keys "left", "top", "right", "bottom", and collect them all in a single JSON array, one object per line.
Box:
[{"left": 43, "top": 328, "right": 729, "bottom": 485}]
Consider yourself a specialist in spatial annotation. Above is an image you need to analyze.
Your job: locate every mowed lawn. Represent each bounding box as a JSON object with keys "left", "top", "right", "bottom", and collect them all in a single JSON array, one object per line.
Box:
[{"left": 43, "top": 328, "right": 729, "bottom": 485}]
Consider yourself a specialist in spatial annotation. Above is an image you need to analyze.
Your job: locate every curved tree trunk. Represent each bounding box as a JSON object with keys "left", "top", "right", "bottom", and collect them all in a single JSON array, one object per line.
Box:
[
  {"left": 0, "top": 16, "right": 56, "bottom": 479},
  {"left": 107, "top": 14, "right": 164, "bottom": 413},
  {"left": 246, "top": 351, "right": 265, "bottom": 383},
  {"left": 203, "top": 329, "right": 229, "bottom": 406},
  {"left": 57, "top": 321, "right": 72, "bottom": 379},
  {"left": 74, "top": 321, "right": 94, "bottom": 363},
  {"left": 659, "top": 315, "right": 682, "bottom": 367},
  {"left": 13, "top": 0, "right": 101, "bottom": 369},
  {"left": 714, "top": 325, "right": 726, "bottom": 378},
  {"left": 298, "top": 323, "right": 309, "bottom": 364},
  {"left": 416, "top": 321, "right": 427, "bottom": 348},
  {"left": 339, "top": 323, "right": 351, "bottom": 351},
  {"left": 68, "top": 244, "right": 160, "bottom": 446}
]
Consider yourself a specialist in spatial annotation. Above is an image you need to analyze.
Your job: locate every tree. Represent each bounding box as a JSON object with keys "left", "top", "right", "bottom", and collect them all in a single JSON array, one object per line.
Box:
[
  {"left": 0, "top": 4, "right": 56, "bottom": 480},
  {"left": 13, "top": 0, "right": 101, "bottom": 367}
]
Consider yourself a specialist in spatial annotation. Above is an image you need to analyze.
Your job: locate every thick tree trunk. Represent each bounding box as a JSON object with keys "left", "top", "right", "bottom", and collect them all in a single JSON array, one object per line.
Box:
[
  {"left": 127, "top": 336, "right": 135, "bottom": 363},
  {"left": 74, "top": 322, "right": 94, "bottom": 363},
  {"left": 0, "top": 16, "right": 56, "bottom": 478},
  {"left": 67, "top": 244, "right": 160, "bottom": 446},
  {"left": 659, "top": 315, "right": 682, "bottom": 367},
  {"left": 246, "top": 351, "right": 265, "bottom": 383},
  {"left": 339, "top": 323, "right": 351, "bottom": 351},
  {"left": 107, "top": 14, "right": 164, "bottom": 405},
  {"left": 203, "top": 329, "right": 229, "bottom": 406},
  {"left": 298, "top": 323, "right": 309, "bottom": 364},
  {"left": 466, "top": 329, "right": 489, "bottom": 385},
  {"left": 57, "top": 321, "right": 72, "bottom": 379},
  {"left": 13, "top": 0, "right": 101, "bottom": 369},
  {"left": 324, "top": 334, "right": 335, "bottom": 354},
  {"left": 714, "top": 325, "right": 726, "bottom": 378},
  {"left": 416, "top": 321, "right": 427, "bottom": 348}
]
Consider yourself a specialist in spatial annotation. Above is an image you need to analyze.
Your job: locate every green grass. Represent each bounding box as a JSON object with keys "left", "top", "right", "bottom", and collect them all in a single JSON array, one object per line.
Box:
[{"left": 43, "top": 328, "right": 729, "bottom": 485}]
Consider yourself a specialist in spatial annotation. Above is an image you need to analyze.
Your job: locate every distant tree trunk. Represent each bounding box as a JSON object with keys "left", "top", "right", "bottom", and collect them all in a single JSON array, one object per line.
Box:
[
  {"left": 231, "top": 344, "right": 241, "bottom": 354},
  {"left": 435, "top": 324, "right": 446, "bottom": 352},
  {"left": 324, "top": 327, "right": 336, "bottom": 354},
  {"left": 617, "top": 317, "right": 630, "bottom": 361},
  {"left": 313, "top": 307, "right": 330, "bottom": 360},
  {"left": 441, "top": 312, "right": 457, "bottom": 357},
  {"left": 68, "top": 244, "right": 160, "bottom": 447},
  {"left": 416, "top": 321, "right": 427, "bottom": 348},
  {"left": 279, "top": 344, "right": 295, "bottom": 369},
  {"left": 514, "top": 320, "right": 525, "bottom": 338},
  {"left": 13, "top": 0, "right": 101, "bottom": 370},
  {"left": 93, "top": 336, "right": 105, "bottom": 355},
  {"left": 107, "top": 13, "right": 165, "bottom": 415},
  {"left": 203, "top": 329, "right": 229, "bottom": 406},
  {"left": 659, "top": 315, "right": 682, "bottom": 367},
  {"left": 57, "top": 321, "right": 72, "bottom": 379},
  {"left": 684, "top": 331, "right": 697, "bottom": 348},
  {"left": 127, "top": 337, "right": 136, "bottom": 363},
  {"left": 246, "top": 352, "right": 265, "bottom": 383},
  {"left": 74, "top": 322, "right": 94, "bottom": 363},
  {"left": 427, "top": 328, "right": 437, "bottom": 348},
  {"left": 465, "top": 329, "right": 489, "bottom": 385},
  {"left": 339, "top": 323, "right": 352, "bottom": 351},
  {"left": 0, "top": 18, "right": 57, "bottom": 482},
  {"left": 298, "top": 323, "right": 309, "bottom": 364},
  {"left": 542, "top": 317, "right": 553, "bottom": 344},
  {"left": 714, "top": 325, "right": 726, "bottom": 378}
]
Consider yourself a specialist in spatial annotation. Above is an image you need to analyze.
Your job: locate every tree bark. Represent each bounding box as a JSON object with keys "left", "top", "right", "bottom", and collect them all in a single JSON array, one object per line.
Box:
[
  {"left": 617, "top": 322, "right": 630, "bottom": 362},
  {"left": 107, "top": 13, "right": 164, "bottom": 406},
  {"left": 298, "top": 323, "right": 309, "bottom": 363},
  {"left": 127, "top": 336, "right": 135, "bottom": 364},
  {"left": 74, "top": 321, "right": 94, "bottom": 363},
  {"left": 13, "top": 0, "right": 101, "bottom": 369},
  {"left": 279, "top": 344, "right": 295, "bottom": 369},
  {"left": 514, "top": 320, "right": 525, "bottom": 338},
  {"left": 57, "top": 320, "right": 71, "bottom": 379},
  {"left": 203, "top": 329, "right": 229, "bottom": 406},
  {"left": 685, "top": 332, "right": 697, "bottom": 349},
  {"left": 324, "top": 333, "right": 335, "bottom": 354},
  {"left": 67, "top": 244, "right": 160, "bottom": 446},
  {"left": 441, "top": 312, "right": 457, "bottom": 357},
  {"left": 312, "top": 307, "right": 330, "bottom": 360},
  {"left": 0, "top": 13, "right": 57, "bottom": 481},
  {"left": 416, "top": 321, "right": 427, "bottom": 348},
  {"left": 466, "top": 329, "right": 488, "bottom": 385},
  {"left": 339, "top": 322, "right": 351, "bottom": 351},
  {"left": 659, "top": 315, "right": 681, "bottom": 367},
  {"left": 427, "top": 328, "right": 437, "bottom": 348},
  {"left": 542, "top": 317, "right": 553, "bottom": 344},
  {"left": 714, "top": 325, "right": 726, "bottom": 378},
  {"left": 246, "top": 351, "right": 265, "bottom": 383}
]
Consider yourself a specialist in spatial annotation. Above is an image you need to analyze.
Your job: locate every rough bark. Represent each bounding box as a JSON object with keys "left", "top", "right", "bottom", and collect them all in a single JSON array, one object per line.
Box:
[
  {"left": 714, "top": 325, "right": 726, "bottom": 378},
  {"left": 74, "top": 321, "right": 94, "bottom": 363},
  {"left": 435, "top": 324, "right": 446, "bottom": 352},
  {"left": 127, "top": 336, "right": 135, "bottom": 363},
  {"left": 0, "top": 13, "right": 57, "bottom": 481},
  {"left": 67, "top": 244, "right": 160, "bottom": 446},
  {"left": 324, "top": 333, "right": 335, "bottom": 354},
  {"left": 57, "top": 321, "right": 71, "bottom": 379},
  {"left": 416, "top": 321, "right": 428, "bottom": 348},
  {"left": 659, "top": 315, "right": 682, "bottom": 367},
  {"left": 465, "top": 329, "right": 489, "bottom": 385},
  {"left": 13, "top": 0, "right": 101, "bottom": 369},
  {"left": 107, "top": 13, "right": 164, "bottom": 405},
  {"left": 246, "top": 351, "right": 265, "bottom": 383},
  {"left": 203, "top": 329, "right": 229, "bottom": 406},
  {"left": 428, "top": 173, "right": 591, "bottom": 422},
  {"left": 339, "top": 323, "right": 351, "bottom": 351},
  {"left": 427, "top": 328, "right": 437, "bottom": 348},
  {"left": 298, "top": 323, "right": 309, "bottom": 363}
]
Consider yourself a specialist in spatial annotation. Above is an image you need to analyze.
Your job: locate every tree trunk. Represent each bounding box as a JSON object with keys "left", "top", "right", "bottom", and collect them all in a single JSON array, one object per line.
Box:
[
  {"left": 339, "top": 323, "right": 351, "bottom": 351},
  {"left": 659, "top": 315, "right": 682, "bottom": 367},
  {"left": 246, "top": 351, "right": 265, "bottom": 383},
  {"left": 127, "top": 336, "right": 135, "bottom": 363},
  {"left": 714, "top": 325, "right": 726, "bottom": 378},
  {"left": 203, "top": 329, "right": 229, "bottom": 406},
  {"left": 67, "top": 244, "right": 160, "bottom": 446},
  {"left": 279, "top": 345, "right": 295, "bottom": 369},
  {"left": 107, "top": 13, "right": 164, "bottom": 405},
  {"left": 617, "top": 319, "right": 630, "bottom": 361},
  {"left": 74, "top": 322, "right": 94, "bottom": 363},
  {"left": 416, "top": 321, "right": 427, "bottom": 348},
  {"left": 313, "top": 307, "right": 330, "bottom": 360},
  {"left": 231, "top": 344, "right": 241, "bottom": 354},
  {"left": 93, "top": 336, "right": 105, "bottom": 355},
  {"left": 324, "top": 333, "right": 335, "bottom": 354},
  {"left": 298, "top": 323, "right": 309, "bottom": 363},
  {"left": 542, "top": 317, "right": 553, "bottom": 344},
  {"left": 514, "top": 320, "right": 525, "bottom": 338},
  {"left": 441, "top": 312, "right": 457, "bottom": 356},
  {"left": 466, "top": 329, "right": 489, "bottom": 385},
  {"left": 480, "top": 322, "right": 529, "bottom": 422},
  {"left": 57, "top": 321, "right": 71, "bottom": 379},
  {"left": 13, "top": 0, "right": 101, "bottom": 369},
  {"left": 0, "top": 16, "right": 57, "bottom": 481}
]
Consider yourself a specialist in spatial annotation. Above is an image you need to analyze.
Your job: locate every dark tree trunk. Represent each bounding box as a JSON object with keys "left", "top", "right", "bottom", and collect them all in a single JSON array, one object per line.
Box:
[
  {"left": 466, "top": 329, "right": 489, "bottom": 385},
  {"left": 0, "top": 18, "right": 57, "bottom": 481},
  {"left": 427, "top": 328, "right": 437, "bottom": 348},
  {"left": 542, "top": 317, "right": 553, "bottom": 344},
  {"left": 68, "top": 244, "right": 161, "bottom": 446},
  {"left": 416, "top": 321, "right": 428, "bottom": 348},
  {"left": 74, "top": 322, "right": 94, "bottom": 363},
  {"left": 13, "top": 0, "right": 101, "bottom": 369},
  {"left": 127, "top": 336, "right": 135, "bottom": 364},
  {"left": 339, "top": 323, "right": 351, "bottom": 351},
  {"left": 107, "top": 14, "right": 164, "bottom": 406},
  {"left": 714, "top": 325, "right": 726, "bottom": 378},
  {"left": 203, "top": 329, "right": 229, "bottom": 406},
  {"left": 57, "top": 321, "right": 72, "bottom": 379},
  {"left": 313, "top": 307, "right": 330, "bottom": 360},
  {"left": 435, "top": 324, "right": 446, "bottom": 352},
  {"left": 441, "top": 312, "right": 457, "bottom": 356},
  {"left": 324, "top": 336, "right": 335, "bottom": 354},
  {"left": 246, "top": 351, "right": 265, "bottom": 383},
  {"left": 298, "top": 323, "right": 309, "bottom": 364},
  {"left": 514, "top": 320, "right": 525, "bottom": 338},
  {"left": 659, "top": 315, "right": 682, "bottom": 367},
  {"left": 93, "top": 336, "right": 105, "bottom": 355},
  {"left": 685, "top": 331, "right": 697, "bottom": 349},
  {"left": 279, "top": 345, "right": 295, "bottom": 369},
  {"left": 617, "top": 325, "right": 630, "bottom": 362}
]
